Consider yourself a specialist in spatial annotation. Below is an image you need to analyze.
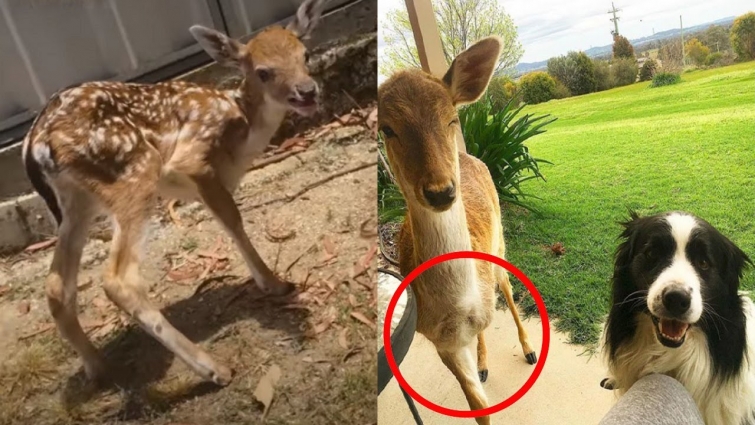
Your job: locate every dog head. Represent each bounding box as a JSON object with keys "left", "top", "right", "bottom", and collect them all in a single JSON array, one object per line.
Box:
[{"left": 610, "top": 211, "right": 750, "bottom": 349}]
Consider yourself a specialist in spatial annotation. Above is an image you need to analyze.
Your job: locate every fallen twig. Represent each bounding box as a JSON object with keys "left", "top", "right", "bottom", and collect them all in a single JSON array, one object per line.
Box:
[
  {"left": 167, "top": 200, "right": 182, "bottom": 226},
  {"left": 18, "top": 323, "right": 56, "bottom": 340},
  {"left": 242, "top": 161, "right": 377, "bottom": 211},
  {"left": 285, "top": 243, "right": 317, "bottom": 274},
  {"left": 247, "top": 149, "right": 301, "bottom": 171}
]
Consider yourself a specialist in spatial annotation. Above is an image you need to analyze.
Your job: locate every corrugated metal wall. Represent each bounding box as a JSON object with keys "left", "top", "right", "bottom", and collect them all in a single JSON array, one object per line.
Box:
[{"left": 0, "top": 0, "right": 352, "bottom": 147}]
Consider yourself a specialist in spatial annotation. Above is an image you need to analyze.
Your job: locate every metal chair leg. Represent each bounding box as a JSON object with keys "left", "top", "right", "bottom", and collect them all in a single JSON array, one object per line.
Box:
[{"left": 400, "top": 385, "right": 424, "bottom": 425}]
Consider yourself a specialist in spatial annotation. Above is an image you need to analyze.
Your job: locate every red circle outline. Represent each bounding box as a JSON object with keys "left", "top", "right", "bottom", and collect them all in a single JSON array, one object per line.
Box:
[{"left": 383, "top": 251, "right": 550, "bottom": 418}]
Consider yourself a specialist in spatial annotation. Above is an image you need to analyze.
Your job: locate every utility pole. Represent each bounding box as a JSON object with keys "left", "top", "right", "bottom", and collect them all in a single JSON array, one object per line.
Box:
[
  {"left": 608, "top": 2, "right": 621, "bottom": 37},
  {"left": 680, "top": 15, "right": 685, "bottom": 65}
]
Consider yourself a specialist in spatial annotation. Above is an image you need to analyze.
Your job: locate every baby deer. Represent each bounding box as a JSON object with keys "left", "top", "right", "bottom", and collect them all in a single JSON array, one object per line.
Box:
[
  {"left": 378, "top": 37, "right": 536, "bottom": 424},
  {"left": 22, "top": 0, "right": 326, "bottom": 386}
]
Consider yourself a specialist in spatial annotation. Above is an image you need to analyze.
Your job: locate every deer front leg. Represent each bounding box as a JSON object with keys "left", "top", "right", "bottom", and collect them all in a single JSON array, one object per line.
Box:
[
  {"left": 477, "top": 331, "right": 489, "bottom": 382},
  {"left": 498, "top": 273, "right": 537, "bottom": 365},
  {"left": 103, "top": 208, "right": 232, "bottom": 385},
  {"left": 194, "top": 176, "right": 294, "bottom": 295},
  {"left": 438, "top": 345, "right": 491, "bottom": 425}
]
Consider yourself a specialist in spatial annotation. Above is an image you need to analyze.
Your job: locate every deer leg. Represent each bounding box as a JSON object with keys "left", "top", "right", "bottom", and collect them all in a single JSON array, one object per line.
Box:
[
  {"left": 477, "top": 331, "right": 489, "bottom": 382},
  {"left": 498, "top": 273, "right": 537, "bottom": 365},
  {"left": 45, "top": 187, "right": 104, "bottom": 381},
  {"left": 438, "top": 345, "right": 491, "bottom": 425},
  {"left": 102, "top": 206, "right": 232, "bottom": 385},
  {"left": 194, "top": 176, "right": 294, "bottom": 295}
]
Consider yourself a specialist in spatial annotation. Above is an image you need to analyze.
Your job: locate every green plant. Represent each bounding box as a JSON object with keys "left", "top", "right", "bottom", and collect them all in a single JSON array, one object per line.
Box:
[
  {"left": 547, "top": 51, "right": 597, "bottom": 95},
  {"left": 685, "top": 38, "right": 711, "bottom": 66},
  {"left": 460, "top": 95, "right": 555, "bottom": 211},
  {"left": 638, "top": 59, "right": 657, "bottom": 81},
  {"left": 705, "top": 52, "right": 723, "bottom": 66},
  {"left": 593, "top": 59, "right": 613, "bottom": 91},
  {"left": 651, "top": 72, "right": 681, "bottom": 87},
  {"left": 487, "top": 76, "right": 520, "bottom": 111},
  {"left": 519, "top": 71, "right": 556, "bottom": 104},
  {"left": 377, "top": 138, "right": 406, "bottom": 223},
  {"left": 553, "top": 79, "right": 571, "bottom": 99},
  {"left": 611, "top": 58, "right": 639, "bottom": 87},
  {"left": 612, "top": 34, "right": 635, "bottom": 59}
]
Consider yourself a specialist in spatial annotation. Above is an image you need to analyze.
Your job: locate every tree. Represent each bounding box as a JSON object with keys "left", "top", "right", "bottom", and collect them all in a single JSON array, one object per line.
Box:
[
  {"left": 611, "top": 58, "right": 638, "bottom": 86},
  {"left": 380, "top": 0, "right": 524, "bottom": 76},
  {"left": 487, "top": 76, "right": 520, "bottom": 110},
  {"left": 593, "top": 59, "right": 613, "bottom": 91},
  {"left": 547, "top": 51, "right": 596, "bottom": 95},
  {"left": 639, "top": 59, "right": 657, "bottom": 81},
  {"left": 658, "top": 38, "right": 683, "bottom": 71},
  {"left": 612, "top": 34, "right": 635, "bottom": 59},
  {"left": 702, "top": 25, "right": 730, "bottom": 52},
  {"left": 519, "top": 72, "right": 556, "bottom": 104},
  {"left": 730, "top": 12, "right": 755, "bottom": 61},
  {"left": 685, "top": 38, "right": 711, "bottom": 66}
]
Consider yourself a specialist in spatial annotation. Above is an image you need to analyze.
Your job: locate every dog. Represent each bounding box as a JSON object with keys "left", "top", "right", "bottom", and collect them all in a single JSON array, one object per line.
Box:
[{"left": 602, "top": 211, "right": 755, "bottom": 425}]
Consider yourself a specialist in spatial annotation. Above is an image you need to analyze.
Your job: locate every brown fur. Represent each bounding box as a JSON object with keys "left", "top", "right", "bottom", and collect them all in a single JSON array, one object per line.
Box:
[
  {"left": 380, "top": 37, "right": 535, "bottom": 424},
  {"left": 21, "top": 0, "right": 326, "bottom": 387}
]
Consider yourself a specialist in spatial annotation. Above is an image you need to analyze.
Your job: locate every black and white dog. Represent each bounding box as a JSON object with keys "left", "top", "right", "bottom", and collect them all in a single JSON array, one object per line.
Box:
[{"left": 602, "top": 211, "right": 755, "bottom": 425}]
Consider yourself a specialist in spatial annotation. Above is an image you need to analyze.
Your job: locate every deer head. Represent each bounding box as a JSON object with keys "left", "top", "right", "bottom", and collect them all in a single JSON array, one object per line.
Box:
[
  {"left": 189, "top": 0, "right": 326, "bottom": 116},
  {"left": 378, "top": 37, "right": 502, "bottom": 212}
]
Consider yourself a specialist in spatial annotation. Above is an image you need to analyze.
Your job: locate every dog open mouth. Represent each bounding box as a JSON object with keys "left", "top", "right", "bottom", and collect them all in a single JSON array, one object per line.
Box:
[{"left": 651, "top": 315, "right": 690, "bottom": 348}]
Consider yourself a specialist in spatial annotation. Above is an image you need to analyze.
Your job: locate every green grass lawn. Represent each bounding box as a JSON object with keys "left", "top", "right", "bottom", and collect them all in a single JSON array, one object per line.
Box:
[{"left": 506, "top": 62, "right": 755, "bottom": 346}]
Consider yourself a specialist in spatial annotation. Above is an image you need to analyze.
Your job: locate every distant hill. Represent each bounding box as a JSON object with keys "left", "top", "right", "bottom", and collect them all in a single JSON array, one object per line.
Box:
[{"left": 514, "top": 16, "right": 735, "bottom": 76}]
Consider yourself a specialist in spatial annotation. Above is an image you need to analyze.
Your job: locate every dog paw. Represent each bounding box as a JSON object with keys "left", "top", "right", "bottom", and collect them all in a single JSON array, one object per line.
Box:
[
  {"left": 600, "top": 377, "right": 616, "bottom": 390},
  {"left": 525, "top": 352, "right": 537, "bottom": 365},
  {"left": 478, "top": 369, "right": 488, "bottom": 383}
]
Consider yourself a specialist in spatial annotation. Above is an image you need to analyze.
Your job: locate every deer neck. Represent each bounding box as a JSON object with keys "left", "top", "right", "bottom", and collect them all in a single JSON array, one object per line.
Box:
[
  {"left": 408, "top": 190, "right": 471, "bottom": 261},
  {"left": 233, "top": 77, "right": 288, "bottom": 157}
]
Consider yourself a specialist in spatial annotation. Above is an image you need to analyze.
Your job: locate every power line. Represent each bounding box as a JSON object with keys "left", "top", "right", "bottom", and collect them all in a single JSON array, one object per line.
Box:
[{"left": 608, "top": 2, "right": 621, "bottom": 36}]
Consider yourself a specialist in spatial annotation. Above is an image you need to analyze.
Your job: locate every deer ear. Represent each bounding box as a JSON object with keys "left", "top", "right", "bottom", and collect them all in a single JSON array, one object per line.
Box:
[
  {"left": 442, "top": 37, "right": 502, "bottom": 106},
  {"left": 190, "top": 25, "right": 247, "bottom": 68},
  {"left": 287, "top": 0, "right": 326, "bottom": 39}
]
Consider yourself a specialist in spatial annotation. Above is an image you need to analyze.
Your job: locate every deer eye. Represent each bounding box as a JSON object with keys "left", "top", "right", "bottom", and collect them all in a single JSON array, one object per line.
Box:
[
  {"left": 304, "top": 51, "right": 311, "bottom": 63},
  {"left": 449, "top": 117, "right": 459, "bottom": 126},
  {"left": 380, "top": 126, "right": 396, "bottom": 138},
  {"left": 256, "top": 67, "right": 272, "bottom": 82}
]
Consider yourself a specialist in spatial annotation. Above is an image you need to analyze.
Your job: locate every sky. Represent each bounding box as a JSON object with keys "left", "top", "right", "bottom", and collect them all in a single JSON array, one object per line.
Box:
[{"left": 378, "top": 0, "right": 752, "bottom": 80}]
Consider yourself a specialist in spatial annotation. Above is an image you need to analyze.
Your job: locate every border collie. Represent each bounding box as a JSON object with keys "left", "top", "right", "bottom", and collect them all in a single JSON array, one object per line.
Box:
[{"left": 602, "top": 211, "right": 755, "bottom": 425}]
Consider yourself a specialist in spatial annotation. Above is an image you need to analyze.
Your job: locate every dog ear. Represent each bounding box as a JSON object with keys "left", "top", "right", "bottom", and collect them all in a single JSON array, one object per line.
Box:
[
  {"left": 614, "top": 211, "right": 641, "bottom": 272},
  {"left": 722, "top": 235, "right": 752, "bottom": 291}
]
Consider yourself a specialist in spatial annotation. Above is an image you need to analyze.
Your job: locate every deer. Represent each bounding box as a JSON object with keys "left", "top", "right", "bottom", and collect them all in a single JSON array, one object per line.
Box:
[
  {"left": 21, "top": 0, "right": 327, "bottom": 387},
  {"left": 378, "top": 37, "right": 537, "bottom": 424}
]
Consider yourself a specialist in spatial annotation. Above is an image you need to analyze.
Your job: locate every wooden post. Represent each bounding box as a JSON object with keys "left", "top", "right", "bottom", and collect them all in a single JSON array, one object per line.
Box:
[{"left": 404, "top": 0, "right": 466, "bottom": 153}]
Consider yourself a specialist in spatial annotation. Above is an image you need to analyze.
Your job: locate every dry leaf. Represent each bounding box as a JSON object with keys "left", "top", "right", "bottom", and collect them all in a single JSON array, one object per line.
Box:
[
  {"left": 277, "top": 136, "right": 307, "bottom": 152},
  {"left": 352, "top": 243, "right": 377, "bottom": 278},
  {"left": 313, "top": 315, "right": 336, "bottom": 335},
  {"left": 253, "top": 364, "right": 282, "bottom": 419},
  {"left": 24, "top": 237, "right": 58, "bottom": 253},
  {"left": 348, "top": 294, "right": 358, "bottom": 307},
  {"left": 350, "top": 311, "right": 376, "bottom": 330},
  {"left": 0, "top": 286, "right": 10, "bottom": 297},
  {"left": 338, "top": 328, "right": 350, "bottom": 349},
  {"left": 322, "top": 235, "right": 336, "bottom": 256},
  {"left": 17, "top": 301, "right": 30, "bottom": 315},
  {"left": 550, "top": 242, "right": 566, "bottom": 256},
  {"left": 342, "top": 347, "right": 362, "bottom": 363}
]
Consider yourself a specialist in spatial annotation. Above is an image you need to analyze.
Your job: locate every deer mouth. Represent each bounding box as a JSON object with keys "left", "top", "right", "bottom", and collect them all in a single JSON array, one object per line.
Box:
[
  {"left": 651, "top": 315, "right": 690, "bottom": 348},
  {"left": 288, "top": 97, "right": 318, "bottom": 116}
]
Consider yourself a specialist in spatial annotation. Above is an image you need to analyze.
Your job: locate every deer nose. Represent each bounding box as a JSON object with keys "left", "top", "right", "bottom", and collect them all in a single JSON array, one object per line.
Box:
[
  {"left": 423, "top": 183, "right": 456, "bottom": 209},
  {"left": 662, "top": 287, "right": 691, "bottom": 317},
  {"left": 296, "top": 82, "right": 318, "bottom": 100}
]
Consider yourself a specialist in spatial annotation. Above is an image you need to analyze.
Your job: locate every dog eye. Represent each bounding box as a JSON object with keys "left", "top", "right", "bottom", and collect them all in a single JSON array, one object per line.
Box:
[
  {"left": 698, "top": 259, "right": 710, "bottom": 270},
  {"left": 380, "top": 126, "right": 396, "bottom": 138}
]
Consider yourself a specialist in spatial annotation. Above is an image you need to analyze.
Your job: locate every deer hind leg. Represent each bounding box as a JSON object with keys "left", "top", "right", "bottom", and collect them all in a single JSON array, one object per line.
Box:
[
  {"left": 477, "top": 331, "right": 489, "bottom": 382},
  {"left": 193, "top": 175, "right": 293, "bottom": 295},
  {"left": 45, "top": 183, "right": 104, "bottom": 381},
  {"left": 438, "top": 345, "right": 491, "bottom": 425},
  {"left": 101, "top": 196, "right": 232, "bottom": 385},
  {"left": 497, "top": 272, "right": 537, "bottom": 364}
]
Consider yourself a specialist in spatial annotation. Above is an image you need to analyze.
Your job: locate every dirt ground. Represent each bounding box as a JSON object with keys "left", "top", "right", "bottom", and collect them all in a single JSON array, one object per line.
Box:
[{"left": 0, "top": 109, "right": 378, "bottom": 425}]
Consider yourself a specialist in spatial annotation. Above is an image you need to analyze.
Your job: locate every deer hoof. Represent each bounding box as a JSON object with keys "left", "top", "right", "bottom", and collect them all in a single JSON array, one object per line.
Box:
[
  {"left": 525, "top": 352, "right": 537, "bottom": 365},
  {"left": 211, "top": 365, "right": 234, "bottom": 386},
  {"left": 478, "top": 369, "right": 489, "bottom": 383}
]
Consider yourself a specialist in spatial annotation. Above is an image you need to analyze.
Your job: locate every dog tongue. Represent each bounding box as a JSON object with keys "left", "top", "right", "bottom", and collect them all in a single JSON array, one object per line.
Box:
[{"left": 660, "top": 319, "right": 688, "bottom": 338}]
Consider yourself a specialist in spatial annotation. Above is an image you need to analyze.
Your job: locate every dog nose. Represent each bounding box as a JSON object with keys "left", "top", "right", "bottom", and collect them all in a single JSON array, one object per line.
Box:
[
  {"left": 296, "top": 82, "right": 317, "bottom": 100},
  {"left": 662, "top": 288, "right": 691, "bottom": 316},
  {"left": 423, "top": 183, "right": 456, "bottom": 209}
]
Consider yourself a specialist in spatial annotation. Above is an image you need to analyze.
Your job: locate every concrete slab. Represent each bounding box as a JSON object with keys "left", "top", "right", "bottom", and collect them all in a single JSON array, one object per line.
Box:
[{"left": 377, "top": 310, "right": 616, "bottom": 424}]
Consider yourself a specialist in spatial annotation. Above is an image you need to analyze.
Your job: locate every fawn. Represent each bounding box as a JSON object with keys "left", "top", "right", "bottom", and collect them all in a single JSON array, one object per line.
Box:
[
  {"left": 21, "top": 0, "right": 326, "bottom": 386},
  {"left": 378, "top": 37, "right": 537, "bottom": 424}
]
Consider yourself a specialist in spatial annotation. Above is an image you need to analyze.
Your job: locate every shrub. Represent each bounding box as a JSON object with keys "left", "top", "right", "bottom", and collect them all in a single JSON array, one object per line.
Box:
[
  {"left": 593, "top": 59, "right": 613, "bottom": 91},
  {"left": 553, "top": 80, "right": 571, "bottom": 99},
  {"left": 487, "top": 76, "right": 520, "bottom": 111},
  {"left": 519, "top": 72, "right": 556, "bottom": 105},
  {"left": 377, "top": 140, "right": 406, "bottom": 223},
  {"left": 612, "top": 35, "right": 635, "bottom": 59},
  {"left": 547, "top": 51, "right": 597, "bottom": 95},
  {"left": 611, "top": 58, "right": 638, "bottom": 87},
  {"left": 685, "top": 38, "right": 710, "bottom": 66},
  {"left": 651, "top": 72, "right": 681, "bottom": 88},
  {"left": 638, "top": 59, "right": 657, "bottom": 81},
  {"left": 731, "top": 12, "right": 755, "bottom": 61},
  {"left": 460, "top": 96, "right": 555, "bottom": 211},
  {"left": 704, "top": 52, "right": 724, "bottom": 66}
]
